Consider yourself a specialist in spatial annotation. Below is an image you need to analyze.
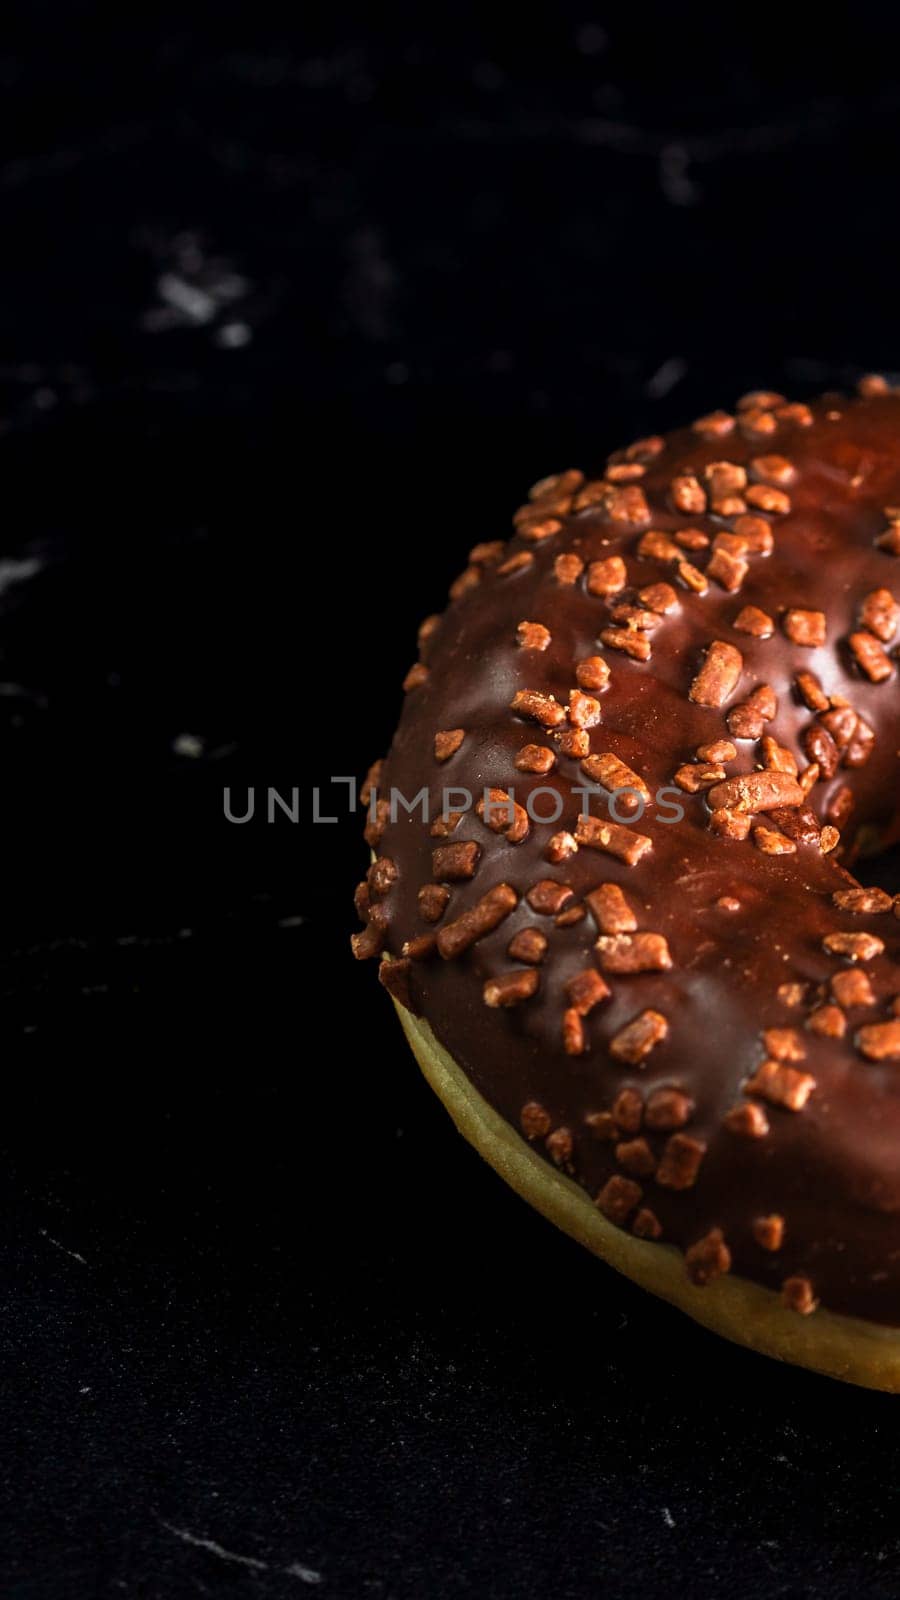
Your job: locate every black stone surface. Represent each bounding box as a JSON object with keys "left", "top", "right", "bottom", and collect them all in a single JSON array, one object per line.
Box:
[{"left": 3, "top": 7, "right": 900, "bottom": 1596}]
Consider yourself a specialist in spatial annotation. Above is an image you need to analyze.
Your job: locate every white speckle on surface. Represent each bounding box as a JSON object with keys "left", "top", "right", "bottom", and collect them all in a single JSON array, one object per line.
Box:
[
  {"left": 215, "top": 320, "right": 252, "bottom": 348},
  {"left": 646, "top": 357, "right": 687, "bottom": 399},
  {"left": 285, "top": 1563, "right": 324, "bottom": 1584},
  {"left": 157, "top": 273, "right": 217, "bottom": 325},
  {"left": 161, "top": 1523, "right": 322, "bottom": 1583},
  {"left": 0, "top": 557, "right": 43, "bottom": 596},
  {"left": 0, "top": 680, "right": 48, "bottom": 707},
  {"left": 39, "top": 1229, "right": 87, "bottom": 1265},
  {"left": 162, "top": 1525, "right": 268, "bottom": 1572},
  {"left": 172, "top": 732, "right": 205, "bottom": 758},
  {"left": 143, "top": 238, "right": 252, "bottom": 339},
  {"left": 278, "top": 914, "right": 305, "bottom": 928},
  {"left": 662, "top": 1507, "right": 675, "bottom": 1528}
]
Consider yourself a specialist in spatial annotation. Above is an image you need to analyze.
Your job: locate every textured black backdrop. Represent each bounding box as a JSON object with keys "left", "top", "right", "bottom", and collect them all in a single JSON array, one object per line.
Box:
[{"left": 3, "top": 6, "right": 900, "bottom": 1597}]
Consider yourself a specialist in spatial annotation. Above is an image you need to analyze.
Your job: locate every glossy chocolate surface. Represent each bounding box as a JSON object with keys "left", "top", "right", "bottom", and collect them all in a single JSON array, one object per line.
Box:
[{"left": 364, "top": 389, "right": 900, "bottom": 1323}]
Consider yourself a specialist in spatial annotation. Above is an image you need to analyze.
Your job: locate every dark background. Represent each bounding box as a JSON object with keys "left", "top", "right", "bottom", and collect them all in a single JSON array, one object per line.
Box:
[{"left": 3, "top": 5, "right": 900, "bottom": 1596}]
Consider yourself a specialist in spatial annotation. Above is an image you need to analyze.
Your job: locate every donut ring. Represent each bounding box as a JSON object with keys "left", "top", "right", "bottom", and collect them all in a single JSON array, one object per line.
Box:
[{"left": 354, "top": 380, "right": 900, "bottom": 1389}]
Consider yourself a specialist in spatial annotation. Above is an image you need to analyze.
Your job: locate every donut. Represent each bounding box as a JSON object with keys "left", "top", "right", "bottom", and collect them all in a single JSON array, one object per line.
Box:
[{"left": 353, "top": 379, "right": 900, "bottom": 1391}]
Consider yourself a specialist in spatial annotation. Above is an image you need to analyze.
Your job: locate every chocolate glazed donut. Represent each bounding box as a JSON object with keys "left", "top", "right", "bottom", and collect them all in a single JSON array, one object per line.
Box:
[{"left": 354, "top": 380, "right": 900, "bottom": 1390}]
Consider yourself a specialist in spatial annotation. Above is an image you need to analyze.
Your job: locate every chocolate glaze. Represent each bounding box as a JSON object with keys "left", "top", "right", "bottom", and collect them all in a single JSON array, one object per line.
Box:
[{"left": 361, "top": 388, "right": 900, "bottom": 1325}]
